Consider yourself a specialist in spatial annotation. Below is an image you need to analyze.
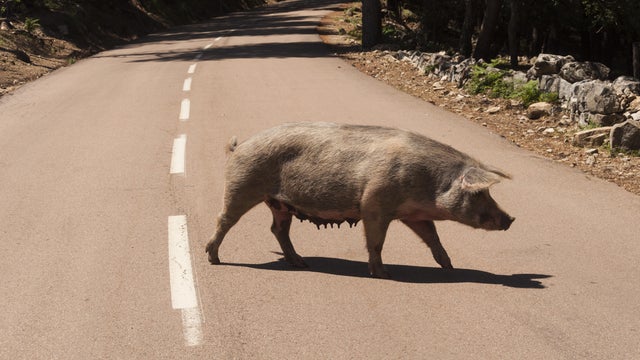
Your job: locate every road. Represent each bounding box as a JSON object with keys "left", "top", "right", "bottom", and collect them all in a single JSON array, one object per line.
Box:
[{"left": 1, "top": 0, "right": 639, "bottom": 358}]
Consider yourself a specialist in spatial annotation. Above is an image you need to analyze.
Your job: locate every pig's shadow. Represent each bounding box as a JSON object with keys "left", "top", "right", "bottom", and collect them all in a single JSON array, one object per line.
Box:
[{"left": 223, "top": 255, "right": 551, "bottom": 289}]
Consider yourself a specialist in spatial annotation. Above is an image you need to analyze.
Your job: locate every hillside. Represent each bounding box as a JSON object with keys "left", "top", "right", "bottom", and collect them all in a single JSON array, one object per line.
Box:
[{"left": 0, "top": 0, "right": 266, "bottom": 95}]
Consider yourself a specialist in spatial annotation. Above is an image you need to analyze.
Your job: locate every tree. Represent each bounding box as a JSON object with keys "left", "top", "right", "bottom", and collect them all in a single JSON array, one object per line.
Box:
[
  {"left": 362, "top": 0, "right": 382, "bottom": 49},
  {"left": 472, "top": 0, "right": 502, "bottom": 61},
  {"left": 459, "top": 0, "right": 478, "bottom": 57},
  {"left": 507, "top": 0, "right": 519, "bottom": 68}
]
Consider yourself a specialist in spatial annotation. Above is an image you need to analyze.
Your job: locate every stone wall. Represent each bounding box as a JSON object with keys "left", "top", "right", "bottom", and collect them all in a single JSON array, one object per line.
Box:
[{"left": 394, "top": 50, "right": 640, "bottom": 150}]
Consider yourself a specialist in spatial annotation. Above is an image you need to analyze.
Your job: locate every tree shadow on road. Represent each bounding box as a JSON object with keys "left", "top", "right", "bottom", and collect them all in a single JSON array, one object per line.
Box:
[
  {"left": 222, "top": 255, "right": 552, "bottom": 289},
  {"left": 94, "top": 0, "right": 352, "bottom": 63}
]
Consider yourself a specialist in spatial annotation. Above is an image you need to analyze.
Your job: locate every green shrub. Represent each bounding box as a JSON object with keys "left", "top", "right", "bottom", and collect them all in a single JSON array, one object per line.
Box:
[
  {"left": 467, "top": 64, "right": 559, "bottom": 107},
  {"left": 24, "top": 17, "right": 40, "bottom": 34}
]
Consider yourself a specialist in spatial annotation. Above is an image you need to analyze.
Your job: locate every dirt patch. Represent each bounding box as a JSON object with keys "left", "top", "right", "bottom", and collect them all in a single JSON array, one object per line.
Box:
[
  {"left": 319, "top": 3, "right": 640, "bottom": 196},
  {"left": 0, "top": 22, "right": 81, "bottom": 95}
]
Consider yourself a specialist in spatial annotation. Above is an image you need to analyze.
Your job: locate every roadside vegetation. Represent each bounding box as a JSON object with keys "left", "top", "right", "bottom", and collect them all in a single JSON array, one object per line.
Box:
[
  {"left": 466, "top": 60, "right": 558, "bottom": 106},
  {"left": 361, "top": 0, "right": 640, "bottom": 77}
]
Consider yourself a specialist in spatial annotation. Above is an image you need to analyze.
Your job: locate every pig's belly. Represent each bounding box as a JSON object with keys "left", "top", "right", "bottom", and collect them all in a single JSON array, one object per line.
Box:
[{"left": 265, "top": 197, "right": 361, "bottom": 229}]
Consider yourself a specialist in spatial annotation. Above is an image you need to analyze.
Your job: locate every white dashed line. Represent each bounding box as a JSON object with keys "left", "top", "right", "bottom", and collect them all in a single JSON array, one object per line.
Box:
[
  {"left": 170, "top": 135, "right": 186, "bottom": 174},
  {"left": 168, "top": 215, "right": 203, "bottom": 346},
  {"left": 204, "top": 42, "right": 214, "bottom": 49},
  {"left": 188, "top": 64, "right": 197, "bottom": 74},
  {"left": 183, "top": 77, "right": 192, "bottom": 92},
  {"left": 179, "top": 99, "right": 190, "bottom": 121}
]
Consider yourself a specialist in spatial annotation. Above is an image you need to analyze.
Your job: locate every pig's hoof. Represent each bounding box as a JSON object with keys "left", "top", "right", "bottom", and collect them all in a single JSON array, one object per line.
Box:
[
  {"left": 208, "top": 253, "right": 221, "bottom": 265},
  {"left": 434, "top": 253, "right": 453, "bottom": 270},
  {"left": 369, "top": 266, "right": 390, "bottom": 279},
  {"left": 286, "top": 254, "right": 308, "bottom": 268}
]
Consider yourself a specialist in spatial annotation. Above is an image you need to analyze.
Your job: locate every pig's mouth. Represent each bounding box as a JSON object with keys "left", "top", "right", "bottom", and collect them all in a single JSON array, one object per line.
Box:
[{"left": 478, "top": 213, "right": 515, "bottom": 231}]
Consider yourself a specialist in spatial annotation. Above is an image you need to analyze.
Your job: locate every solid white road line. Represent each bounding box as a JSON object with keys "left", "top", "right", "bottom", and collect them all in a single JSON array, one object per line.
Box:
[
  {"left": 179, "top": 99, "right": 190, "bottom": 121},
  {"left": 168, "top": 215, "right": 204, "bottom": 346},
  {"left": 183, "top": 77, "right": 192, "bottom": 92},
  {"left": 188, "top": 64, "right": 197, "bottom": 74},
  {"left": 170, "top": 135, "right": 186, "bottom": 175}
]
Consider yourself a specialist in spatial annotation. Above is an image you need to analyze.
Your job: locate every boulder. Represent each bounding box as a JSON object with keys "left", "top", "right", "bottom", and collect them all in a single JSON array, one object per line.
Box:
[
  {"left": 527, "top": 54, "right": 574, "bottom": 78},
  {"left": 558, "top": 77, "right": 573, "bottom": 100},
  {"left": 559, "top": 61, "right": 610, "bottom": 83},
  {"left": 583, "top": 81, "right": 621, "bottom": 114},
  {"left": 527, "top": 102, "right": 553, "bottom": 119},
  {"left": 568, "top": 80, "right": 622, "bottom": 124},
  {"left": 627, "top": 96, "right": 640, "bottom": 113},
  {"left": 585, "top": 113, "right": 626, "bottom": 126},
  {"left": 612, "top": 76, "right": 640, "bottom": 109},
  {"left": 572, "top": 127, "right": 613, "bottom": 147},
  {"left": 539, "top": 75, "right": 560, "bottom": 93},
  {"left": 610, "top": 120, "right": 640, "bottom": 151},
  {"left": 612, "top": 76, "right": 640, "bottom": 97}
]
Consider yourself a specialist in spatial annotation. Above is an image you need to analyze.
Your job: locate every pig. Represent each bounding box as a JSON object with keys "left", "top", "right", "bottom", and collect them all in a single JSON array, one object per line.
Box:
[{"left": 206, "top": 122, "right": 514, "bottom": 278}]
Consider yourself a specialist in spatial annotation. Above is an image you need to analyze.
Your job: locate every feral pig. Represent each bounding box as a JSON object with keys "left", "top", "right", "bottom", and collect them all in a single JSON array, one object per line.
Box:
[{"left": 206, "top": 122, "right": 514, "bottom": 278}]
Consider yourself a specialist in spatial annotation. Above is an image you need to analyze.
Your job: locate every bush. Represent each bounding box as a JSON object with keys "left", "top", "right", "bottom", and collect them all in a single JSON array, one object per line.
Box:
[
  {"left": 24, "top": 17, "right": 39, "bottom": 33},
  {"left": 467, "top": 64, "right": 559, "bottom": 107}
]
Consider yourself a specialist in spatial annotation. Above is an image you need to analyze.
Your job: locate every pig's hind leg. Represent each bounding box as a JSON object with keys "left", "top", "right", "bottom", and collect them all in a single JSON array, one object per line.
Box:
[
  {"left": 267, "top": 204, "right": 308, "bottom": 268},
  {"left": 206, "top": 193, "right": 262, "bottom": 265},
  {"left": 401, "top": 220, "right": 453, "bottom": 270}
]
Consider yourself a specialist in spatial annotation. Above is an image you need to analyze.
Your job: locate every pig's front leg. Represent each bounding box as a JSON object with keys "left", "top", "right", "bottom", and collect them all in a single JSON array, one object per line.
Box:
[
  {"left": 401, "top": 220, "right": 453, "bottom": 270},
  {"left": 267, "top": 205, "right": 307, "bottom": 268},
  {"left": 362, "top": 215, "right": 392, "bottom": 279}
]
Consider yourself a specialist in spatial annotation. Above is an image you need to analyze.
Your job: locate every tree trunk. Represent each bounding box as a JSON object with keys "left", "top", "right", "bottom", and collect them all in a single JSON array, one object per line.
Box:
[
  {"left": 633, "top": 42, "right": 640, "bottom": 80},
  {"left": 362, "top": 0, "right": 382, "bottom": 49},
  {"left": 472, "top": 0, "right": 501, "bottom": 61},
  {"left": 508, "top": 0, "right": 519, "bottom": 68},
  {"left": 459, "top": 0, "right": 476, "bottom": 57},
  {"left": 387, "top": 0, "right": 402, "bottom": 22}
]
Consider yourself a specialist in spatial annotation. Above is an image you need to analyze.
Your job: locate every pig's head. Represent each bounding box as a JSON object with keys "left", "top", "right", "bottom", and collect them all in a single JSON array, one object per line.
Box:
[{"left": 439, "top": 166, "right": 515, "bottom": 231}]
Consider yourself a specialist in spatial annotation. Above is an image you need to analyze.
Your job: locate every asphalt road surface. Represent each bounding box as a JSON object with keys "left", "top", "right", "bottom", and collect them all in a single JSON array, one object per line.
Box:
[{"left": 1, "top": 0, "right": 639, "bottom": 358}]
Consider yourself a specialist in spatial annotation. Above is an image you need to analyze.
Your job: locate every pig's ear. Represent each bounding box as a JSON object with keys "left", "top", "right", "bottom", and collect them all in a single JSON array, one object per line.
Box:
[{"left": 459, "top": 167, "right": 507, "bottom": 192}]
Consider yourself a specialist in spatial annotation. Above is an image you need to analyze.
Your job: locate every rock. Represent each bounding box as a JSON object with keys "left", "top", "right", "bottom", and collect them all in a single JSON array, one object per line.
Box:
[
  {"left": 612, "top": 76, "right": 640, "bottom": 97},
  {"left": 572, "top": 126, "right": 613, "bottom": 147},
  {"left": 539, "top": 75, "right": 561, "bottom": 93},
  {"left": 527, "top": 102, "right": 552, "bottom": 119},
  {"left": 585, "top": 155, "right": 597, "bottom": 166},
  {"left": 610, "top": 120, "right": 640, "bottom": 151},
  {"left": 542, "top": 127, "right": 556, "bottom": 135},
  {"left": 13, "top": 49, "right": 31, "bottom": 64},
  {"left": 568, "top": 80, "right": 623, "bottom": 124},
  {"left": 559, "top": 61, "right": 610, "bottom": 83},
  {"left": 627, "top": 96, "right": 640, "bottom": 113},
  {"left": 583, "top": 113, "right": 625, "bottom": 127},
  {"left": 486, "top": 106, "right": 501, "bottom": 114},
  {"left": 527, "top": 54, "right": 574, "bottom": 78},
  {"left": 585, "top": 148, "right": 599, "bottom": 155},
  {"left": 583, "top": 81, "right": 621, "bottom": 114},
  {"left": 558, "top": 77, "right": 573, "bottom": 100},
  {"left": 448, "top": 57, "right": 475, "bottom": 87}
]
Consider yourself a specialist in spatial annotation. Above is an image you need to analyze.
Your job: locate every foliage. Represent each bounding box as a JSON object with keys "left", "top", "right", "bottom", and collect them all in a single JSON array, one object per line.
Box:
[
  {"left": 467, "top": 63, "right": 507, "bottom": 96},
  {"left": 467, "top": 63, "right": 559, "bottom": 107},
  {"left": 24, "top": 17, "right": 39, "bottom": 33},
  {"left": 392, "top": 0, "right": 640, "bottom": 75}
]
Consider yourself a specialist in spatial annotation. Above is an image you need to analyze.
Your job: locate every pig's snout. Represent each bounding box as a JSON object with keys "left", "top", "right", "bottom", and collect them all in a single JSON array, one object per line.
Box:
[{"left": 501, "top": 215, "right": 515, "bottom": 231}]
